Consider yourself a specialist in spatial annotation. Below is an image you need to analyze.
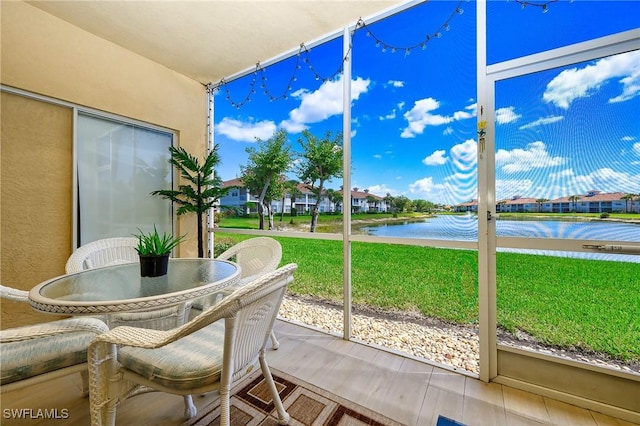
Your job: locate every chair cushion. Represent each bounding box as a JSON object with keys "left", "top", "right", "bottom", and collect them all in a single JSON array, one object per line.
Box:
[
  {"left": 118, "top": 320, "right": 226, "bottom": 391},
  {"left": 1, "top": 330, "right": 96, "bottom": 385}
]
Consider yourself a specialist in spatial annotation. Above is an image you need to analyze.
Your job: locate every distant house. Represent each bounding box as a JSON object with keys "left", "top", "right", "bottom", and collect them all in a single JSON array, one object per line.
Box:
[
  {"left": 455, "top": 199, "right": 478, "bottom": 213},
  {"left": 551, "top": 191, "right": 629, "bottom": 213},
  {"left": 456, "top": 191, "right": 637, "bottom": 214},
  {"left": 219, "top": 178, "right": 256, "bottom": 215},
  {"left": 342, "top": 188, "right": 388, "bottom": 213},
  {"left": 496, "top": 196, "right": 539, "bottom": 213},
  {"left": 219, "top": 180, "right": 389, "bottom": 215}
]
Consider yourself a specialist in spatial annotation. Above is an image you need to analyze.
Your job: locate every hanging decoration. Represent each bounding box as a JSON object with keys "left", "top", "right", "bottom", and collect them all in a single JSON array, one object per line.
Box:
[
  {"left": 356, "top": 1, "right": 464, "bottom": 56},
  {"left": 213, "top": 0, "right": 567, "bottom": 108},
  {"left": 511, "top": 0, "right": 572, "bottom": 13},
  {"left": 212, "top": 0, "right": 465, "bottom": 109}
]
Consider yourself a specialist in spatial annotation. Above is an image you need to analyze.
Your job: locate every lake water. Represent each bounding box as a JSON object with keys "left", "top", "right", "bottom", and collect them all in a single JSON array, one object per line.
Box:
[{"left": 360, "top": 215, "right": 640, "bottom": 262}]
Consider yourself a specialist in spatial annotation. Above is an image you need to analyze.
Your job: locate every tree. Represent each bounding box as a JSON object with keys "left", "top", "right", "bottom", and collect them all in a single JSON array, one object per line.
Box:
[
  {"left": 393, "top": 195, "right": 411, "bottom": 213},
  {"left": 535, "top": 198, "right": 549, "bottom": 213},
  {"left": 295, "top": 130, "right": 343, "bottom": 232},
  {"left": 280, "top": 179, "right": 298, "bottom": 222},
  {"left": 366, "top": 195, "right": 377, "bottom": 212},
  {"left": 325, "top": 188, "right": 342, "bottom": 214},
  {"left": 621, "top": 193, "right": 635, "bottom": 213},
  {"left": 412, "top": 199, "right": 433, "bottom": 213},
  {"left": 568, "top": 195, "right": 581, "bottom": 213},
  {"left": 240, "top": 129, "right": 292, "bottom": 230},
  {"left": 286, "top": 180, "right": 303, "bottom": 224},
  {"left": 151, "top": 145, "right": 228, "bottom": 258},
  {"left": 384, "top": 193, "right": 395, "bottom": 213}
]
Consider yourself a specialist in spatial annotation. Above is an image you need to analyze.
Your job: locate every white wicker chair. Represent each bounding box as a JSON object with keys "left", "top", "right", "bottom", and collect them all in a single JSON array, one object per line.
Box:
[
  {"left": 88, "top": 263, "right": 297, "bottom": 426},
  {"left": 65, "top": 237, "right": 140, "bottom": 273},
  {"left": 203, "top": 237, "right": 283, "bottom": 348},
  {"left": 0, "top": 284, "right": 109, "bottom": 395},
  {"left": 66, "top": 237, "right": 195, "bottom": 416}
]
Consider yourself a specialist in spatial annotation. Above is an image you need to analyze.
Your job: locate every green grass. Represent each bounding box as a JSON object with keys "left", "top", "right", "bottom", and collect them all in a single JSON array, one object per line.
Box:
[
  {"left": 217, "top": 212, "right": 431, "bottom": 230},
  {"left": 214, "top": 233, "right": 640, "bottom": 362},
  {"left": 218, "top": 211, "right": 639, "bottom": 231}
]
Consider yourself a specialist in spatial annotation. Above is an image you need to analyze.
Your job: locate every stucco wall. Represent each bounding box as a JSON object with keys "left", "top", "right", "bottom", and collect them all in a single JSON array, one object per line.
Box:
[{"left": 1, "top": 1, "right": 207, "bottom": 326}]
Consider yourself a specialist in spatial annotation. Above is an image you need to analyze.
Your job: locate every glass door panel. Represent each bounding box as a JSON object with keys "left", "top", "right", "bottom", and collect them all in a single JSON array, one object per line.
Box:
[{"left": 494, "top": 49, "right": 640, "bottom": 374}]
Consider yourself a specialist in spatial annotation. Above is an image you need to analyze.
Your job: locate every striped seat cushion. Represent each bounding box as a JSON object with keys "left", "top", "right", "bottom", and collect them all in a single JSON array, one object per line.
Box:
[
  {"left": 1, "top": 331, "right": 96, "bottom": 385},
  {"left": 118, "top": 320, "right": 226, "bottom": 391}
]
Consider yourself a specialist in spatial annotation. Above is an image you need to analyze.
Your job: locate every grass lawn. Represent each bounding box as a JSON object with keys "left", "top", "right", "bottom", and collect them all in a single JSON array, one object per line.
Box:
[{"left": 214, "top": 232, "right": 640, "bottom": 363}]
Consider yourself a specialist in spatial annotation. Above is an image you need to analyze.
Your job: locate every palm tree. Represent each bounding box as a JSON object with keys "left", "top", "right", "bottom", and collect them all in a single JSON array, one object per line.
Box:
[
  {"left": 621, "top": 193, "right": 635, "bottom": 213},
  {"left": 383, "top": 193, "right": 395, "bottom": 213},
  {"left": 280, "top": 179, "right": 299, "bottom": 222},
  {"left": 536, "top": 198, "right": 549, "bottom": 213},
  {"left": 568, "top": 195, "right": 581, "bottom": 213},
  {"left": 151, "top": 145, "right": 228, "bottom": 258},
  {"left": 325, "top": 188, "right": 342, "bottom": 214}
]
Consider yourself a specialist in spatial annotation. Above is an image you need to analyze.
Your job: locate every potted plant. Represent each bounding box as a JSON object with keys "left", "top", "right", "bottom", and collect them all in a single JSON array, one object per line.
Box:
[
  {"left": 133, "top": 225, "right": 186, "bottom": 277},
  {"left": 151, "top": 145, "right": 229, "bottom": 258}
]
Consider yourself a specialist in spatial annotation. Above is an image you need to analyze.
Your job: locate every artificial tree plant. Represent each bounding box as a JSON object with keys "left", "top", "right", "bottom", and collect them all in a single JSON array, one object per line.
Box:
[{"left": 151, "top": 145, "right": 228, "bottom": 258}]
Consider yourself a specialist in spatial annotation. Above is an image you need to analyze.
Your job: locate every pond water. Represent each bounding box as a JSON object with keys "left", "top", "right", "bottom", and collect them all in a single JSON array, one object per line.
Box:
[{"left": 360, "top": 215, "right": 640, "bottom": 262}]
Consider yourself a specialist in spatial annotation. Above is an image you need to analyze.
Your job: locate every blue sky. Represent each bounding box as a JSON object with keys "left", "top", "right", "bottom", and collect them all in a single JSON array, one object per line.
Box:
[{"left": 213, "top": 0, "right": 639, "bottom": 205}]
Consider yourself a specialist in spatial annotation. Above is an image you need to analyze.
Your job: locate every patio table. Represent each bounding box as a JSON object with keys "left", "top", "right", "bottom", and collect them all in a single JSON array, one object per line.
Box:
[{"left": 29, "top": 258, "right": 240, "bottom": 315}]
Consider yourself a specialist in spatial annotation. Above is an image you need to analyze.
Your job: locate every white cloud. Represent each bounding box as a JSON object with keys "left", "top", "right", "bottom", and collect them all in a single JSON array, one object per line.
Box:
[
  {"left": 401, "top": 98, "right": 476, "bottom": 138},
  {"left": 495, "top": 178, "right": 535, "bottom": 200},
  {"left": 409, "top": 176, "right": 445, "bottom": 196},
  {"left": 416, "top": 173, "right": 477, "bottom": 205},
  {"left": 548, "top": 168, "right": 575, "bottom": 179},
  {"left": 496, "top": 106, "right": 521, "bottom": 124},
  {"left": 373, "top": 154, "right": 382, "bottom": 159},
  {"left": 496, "top": 141, "right": 567, "bottom": 174},
  {"left": 386, "top": 80, "right": 404, "bottom": 88},
  {"left": 634, "top": 142, "right": 640, "bottom": 156},
  {"left": 578, "top": 168, "right": 640, "bottom": 193},
  {"left": 450, "top": 139, "right": 478, "bottom": 172},
  {"left": 215, "top": 117, "right": 276, "bottom": 142},
  {"left": 621, "top": 135, "right": 635, "bottom": 142},
  {"left": 280, "top": 75, "right": 370, "bottom": 133},
  {"left": 543, "top": 50, "right": 640, "bottom": 109},
  {"left": 443, "top": 127, "right": 454, "bottom": 135},
  {"left": 402, "top": 98, "right": 452, "bottom": 138},
  {"left": 518, "top": 115, "right": 564, "bottom": 130},
  {"left": 397, "top": 101, "right": 406, "bottom": 110},
  {"left": 379, "top": 109, "right": 396, "bottom": 120},
  {"left": 281, "top": 120, "right": 309, "bottom": 133},
  {"left": 422, "top": 150, "right": 447, "bottom": 166},
  {"left": 367, "top": 184, "right": 399, "bottom": 197}
]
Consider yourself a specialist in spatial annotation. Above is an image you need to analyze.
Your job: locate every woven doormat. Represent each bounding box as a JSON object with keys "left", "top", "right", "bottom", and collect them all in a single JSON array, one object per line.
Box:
[{"left": 183, "top": 368, "right": 404, "bottom": 426}]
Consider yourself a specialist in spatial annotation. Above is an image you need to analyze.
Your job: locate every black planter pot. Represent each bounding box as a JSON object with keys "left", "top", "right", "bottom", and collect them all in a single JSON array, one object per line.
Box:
[{"left": 139, "top": 254, "right": 170, "bottom": 277}]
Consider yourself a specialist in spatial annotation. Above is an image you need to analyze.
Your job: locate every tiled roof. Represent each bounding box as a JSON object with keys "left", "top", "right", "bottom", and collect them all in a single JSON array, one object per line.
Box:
[
  {"left": 553, "top": 192, "right": 627, "bottom": 202},
  {"left": 222, "top": 178, "right": 243, "bottom": 188}
]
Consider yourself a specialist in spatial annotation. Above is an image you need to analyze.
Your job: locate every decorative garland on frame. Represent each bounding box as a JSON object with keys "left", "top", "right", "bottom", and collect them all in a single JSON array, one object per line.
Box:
[
  {"left": 212, "top": 0, "right": 465, "bottom": 108},
  {"left": 213, "top": 0, "right": 569, "bottom": 108}
]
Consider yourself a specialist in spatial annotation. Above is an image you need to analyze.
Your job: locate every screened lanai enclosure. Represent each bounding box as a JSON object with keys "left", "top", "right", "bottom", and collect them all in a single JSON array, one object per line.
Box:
[
  {"left": 210, "top": 1, "right": 639, "bottom": 422},
  {"left": 2, "top": 0, "right": 638, "bottom": 423}
]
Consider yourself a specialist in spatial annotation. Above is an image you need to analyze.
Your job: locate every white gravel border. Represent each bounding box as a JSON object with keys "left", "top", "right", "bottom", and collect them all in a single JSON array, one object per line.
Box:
[{"left": 279, "top": 295, "right": 639, "bottom": 375}]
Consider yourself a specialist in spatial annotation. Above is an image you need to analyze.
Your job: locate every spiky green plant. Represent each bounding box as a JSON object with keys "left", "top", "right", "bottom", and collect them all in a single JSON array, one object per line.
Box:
[{"left": 133, "top": 225, "right": 186, "bottom": 256}]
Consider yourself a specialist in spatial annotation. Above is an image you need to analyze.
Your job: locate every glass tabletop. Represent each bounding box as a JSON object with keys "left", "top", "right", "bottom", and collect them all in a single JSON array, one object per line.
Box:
[{"left": 29, "top": 258, "right": 240, "bottom": 315}]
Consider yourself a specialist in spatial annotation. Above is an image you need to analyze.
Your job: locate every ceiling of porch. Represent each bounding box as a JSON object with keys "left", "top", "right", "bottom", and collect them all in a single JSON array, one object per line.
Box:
[{"left": 26, "top": 1, "right": 404, "bottom": 85}]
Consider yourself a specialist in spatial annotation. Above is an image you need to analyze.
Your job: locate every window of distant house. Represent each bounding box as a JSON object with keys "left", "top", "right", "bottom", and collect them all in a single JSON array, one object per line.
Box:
[{"left": 75, "top": 112, "right": 174, "bottom": 246}]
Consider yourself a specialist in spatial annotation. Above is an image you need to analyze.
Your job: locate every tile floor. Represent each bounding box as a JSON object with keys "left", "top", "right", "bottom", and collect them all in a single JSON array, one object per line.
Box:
[
  {"left": 267, "top": 320, "right": 639, "bottom": 426},
  {"left": 1, "top": 319, "right": 637, "bottom": 425}
]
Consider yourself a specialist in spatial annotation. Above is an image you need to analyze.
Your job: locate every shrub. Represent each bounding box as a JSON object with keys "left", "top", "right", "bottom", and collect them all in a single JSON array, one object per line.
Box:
[
  {"left": 213, "top": 236, "right": 237, "bottom": 257},
  {"left": 600, "top": 212, "right": 610, "bottom": 218}
]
